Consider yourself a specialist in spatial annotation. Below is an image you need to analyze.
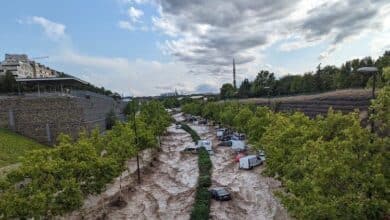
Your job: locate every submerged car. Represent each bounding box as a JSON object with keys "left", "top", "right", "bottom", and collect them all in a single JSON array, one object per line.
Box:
[
  {"left": 183, "top": 145, "right": 198, "bottom": 154},
  {"left": 230, "top": 140, "right": 247, "bottom": 152},
  {"left": 239, "top": 155, "right": 263, "bottom": 169},
  {"left": 197, "top": 139, "right": 214, "bottom": 155},
  {"left": 209, "top": 187, "right": 231, "bottom": 201}
]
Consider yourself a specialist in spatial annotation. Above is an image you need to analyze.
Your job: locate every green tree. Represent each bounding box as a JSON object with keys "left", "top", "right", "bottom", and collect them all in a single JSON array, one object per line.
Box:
[
  {"left": 233, "top": 107, "right": 253, "bottom": 133},
  {"left": 251, "top": 70, "right": 275, "bottom": 97},
  {"left": 0, "top": 99, "right": 171, "bottom": 219},
  {"left": 220, "top": 83, "right": 236, "bottom": 99},
  {"left": 238, "top": 79, "right": 252, "bottom": 98},
  {"left": 0, "top": 71, "right": 17, "bottom": 93}
]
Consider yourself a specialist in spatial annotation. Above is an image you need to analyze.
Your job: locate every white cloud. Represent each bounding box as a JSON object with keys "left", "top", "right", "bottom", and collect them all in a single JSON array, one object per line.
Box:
[
  {"left": 128, "top": 7, "right": 144, "bottom": 22},
  {"left": 26, "top": 16, "right": 66, "bottom": 40},
  {"left": 118, "top": 20, "right": 134, "bottom": 31},
  {"left": 118, "top": 6, "right": 146, "bottom": 32},
  {"left": 52, "top": 49, "right": 221, "bottom": 96},
  {"left": 151, "top": 0, "right": 390, "bottom": 73}
]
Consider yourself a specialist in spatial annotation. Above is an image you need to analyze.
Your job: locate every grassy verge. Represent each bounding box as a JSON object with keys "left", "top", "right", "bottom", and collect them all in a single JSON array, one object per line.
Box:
[
  {"left": 179, "top": 122, "right": 212, "bottom": 220},
  {"left": 0, "top": 128, "right": 47, "bottom": 168}
]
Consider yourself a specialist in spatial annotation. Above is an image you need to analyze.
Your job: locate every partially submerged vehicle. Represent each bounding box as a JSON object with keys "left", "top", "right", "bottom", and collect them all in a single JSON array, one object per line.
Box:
[
  {"left": 183, "top": 145, "right": 198, "bottom": 154},
  {"left": 197, "top": 139, "right": 214, "bottom": 155},
  {"left": 231, "top": 132, "right": 246, "bottom": 141},
  {"left": 218, "top": 140, "right": 246, "bottom": 151},
  {"left": 230, "top": 140, "right": 246, "bottom": 152},
  {"left": 239, "top": 155, "right": 263, "bottom": 169},
  {"left": 199, "top": 119, "right": 208, "bottom": 125},
  {"left": 209, "top": 187, "right": 231, "bottom": 201},
  {"left": 216, "top": 128, "right": 226, "bottom": 139},
  {"left": 217, "top": 128, "right": 235, "bottom": 141},
  {"left": 220, "top": 134, "right": 232, "bottom": 141},
  {"left": 185, "top": 115, "right": 198, "bottom": 123}
]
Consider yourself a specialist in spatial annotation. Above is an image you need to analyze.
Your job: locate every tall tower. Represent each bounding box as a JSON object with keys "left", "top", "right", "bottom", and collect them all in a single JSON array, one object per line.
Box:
[{"left": 233, "top": 58, "right": 236, "bottom": 89}]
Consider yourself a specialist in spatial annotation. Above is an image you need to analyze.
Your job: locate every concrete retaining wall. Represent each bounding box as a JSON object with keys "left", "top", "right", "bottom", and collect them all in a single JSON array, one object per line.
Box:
[{"left": 0, "top": 92, "right": 126, "bottom": 145}]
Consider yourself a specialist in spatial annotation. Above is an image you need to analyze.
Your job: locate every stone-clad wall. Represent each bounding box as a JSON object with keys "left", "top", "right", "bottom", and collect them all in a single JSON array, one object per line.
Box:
[{"left": 0, "top": 93, "right": 125, "bottom": 145}]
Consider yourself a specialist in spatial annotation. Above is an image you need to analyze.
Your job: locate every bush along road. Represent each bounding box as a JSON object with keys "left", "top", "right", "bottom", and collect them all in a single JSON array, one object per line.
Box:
[{"left": 180, "top": 122, "right": 212, "bottom": 220}]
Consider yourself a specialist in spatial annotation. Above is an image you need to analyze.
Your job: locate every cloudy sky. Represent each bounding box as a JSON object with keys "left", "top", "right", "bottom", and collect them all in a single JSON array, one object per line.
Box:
[{"left": 1, "top": 0, "right": 389, "bottom": 96}]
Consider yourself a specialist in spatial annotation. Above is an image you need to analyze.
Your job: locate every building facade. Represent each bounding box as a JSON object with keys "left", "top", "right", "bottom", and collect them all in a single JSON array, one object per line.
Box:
[{"left": 0, "top": 54, "right": 58, "bottom": 78}]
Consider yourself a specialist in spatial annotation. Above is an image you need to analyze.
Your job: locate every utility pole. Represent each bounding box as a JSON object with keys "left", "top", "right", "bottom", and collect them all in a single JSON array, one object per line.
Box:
[
  {"left": 132, "top": 101, "right": 141, "bottom": 184},
  {"left": 233, "top": 58, "right": 237, "bottom": 89}
]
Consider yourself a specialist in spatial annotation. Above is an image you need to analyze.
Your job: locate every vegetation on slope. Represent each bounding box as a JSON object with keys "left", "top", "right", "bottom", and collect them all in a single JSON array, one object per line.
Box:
[
  {"left": 181, "top": 74, "right": 390, "bottom": 219},
  {"left": 0, "top": 128, "right": 47, "bottom": 167},
  {"left": 221, "top": 51, "right": 390, "bottom": 99},
  {"left": 0, "top": 100, "right": 171, "bottom": 219}
]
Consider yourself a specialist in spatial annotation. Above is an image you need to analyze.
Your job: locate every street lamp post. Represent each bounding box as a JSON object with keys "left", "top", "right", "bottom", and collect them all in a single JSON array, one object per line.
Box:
[{"left": 357, "top": 66, "right": 378, "bottom": 133}]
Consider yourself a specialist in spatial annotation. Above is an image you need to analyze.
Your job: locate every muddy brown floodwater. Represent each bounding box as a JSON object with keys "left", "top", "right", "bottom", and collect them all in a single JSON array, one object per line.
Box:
[
  {"left": 107, "top": 113, "right": 198, "bottom": 220},
  {"left": 189, "top": 122, "right": 290, "bottom": 220}
]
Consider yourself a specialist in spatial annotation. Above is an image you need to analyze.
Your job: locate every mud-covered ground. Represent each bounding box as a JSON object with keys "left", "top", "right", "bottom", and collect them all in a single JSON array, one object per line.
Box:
[
  {"left": 107, "top": 114, "right": 198, "bottom": 220},
  {"left": 189, "top": 123, "right": 290, "bottom": 220},
  {"left": 64, "top": 113, "right": 289, "bottom": 220}
]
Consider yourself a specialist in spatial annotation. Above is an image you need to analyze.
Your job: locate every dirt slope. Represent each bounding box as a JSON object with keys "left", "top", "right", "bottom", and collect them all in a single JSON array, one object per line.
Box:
[{"left": 189, "top": 123, "right": 290, "bottom": 220}]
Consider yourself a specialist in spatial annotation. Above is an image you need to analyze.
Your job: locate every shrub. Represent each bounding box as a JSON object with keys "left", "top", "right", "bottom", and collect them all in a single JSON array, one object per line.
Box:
[{"left": 179, "top": 123, "right": 212, "bottom": 220}]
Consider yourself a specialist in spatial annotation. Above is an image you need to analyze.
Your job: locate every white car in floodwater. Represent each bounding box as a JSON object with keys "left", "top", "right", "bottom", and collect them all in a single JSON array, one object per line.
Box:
[
  {"left": 239, "top": 155, "right": 263, "bottom": 169},
  {"left": 230, "top": 140, "right": 246, "bottom": 152},
  {"left": 197, "top": 140, "right": 214, "bottom": 155},
  {"left": 216, "top": 128, "right": 226, "bottom": 139}
]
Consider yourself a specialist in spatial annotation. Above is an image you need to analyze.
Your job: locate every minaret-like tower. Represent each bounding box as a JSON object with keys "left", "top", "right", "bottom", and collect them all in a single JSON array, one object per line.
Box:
[{"left": 233, "top": 58, "right": 236, "bottom": 89}]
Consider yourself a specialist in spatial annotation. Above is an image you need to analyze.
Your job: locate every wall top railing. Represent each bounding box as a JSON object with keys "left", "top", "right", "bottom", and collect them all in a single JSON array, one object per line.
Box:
[{"left": 0, "top": 90, "right": 119, "bottom": 102}]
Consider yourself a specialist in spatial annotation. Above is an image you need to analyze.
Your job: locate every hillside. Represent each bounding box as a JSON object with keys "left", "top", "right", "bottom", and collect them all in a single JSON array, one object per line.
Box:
[
  {"left": 0, "top": 128, "right": 47, "bottom": 168},
  {"left": 236, "top": 89, "right": 373, "bottom": 118}
]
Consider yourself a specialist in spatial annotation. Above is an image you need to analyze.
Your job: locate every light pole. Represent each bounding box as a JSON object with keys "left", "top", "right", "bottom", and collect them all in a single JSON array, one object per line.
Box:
[{"left": 357, "top": 66, "right": 378, "bottom": 133}]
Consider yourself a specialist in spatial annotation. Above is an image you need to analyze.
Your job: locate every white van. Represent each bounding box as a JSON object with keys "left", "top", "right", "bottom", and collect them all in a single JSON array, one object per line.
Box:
[
  {"left": 239, "top": 155, "right": 263, "bottom": 169},
  {"left": 197, "top": 140, "right": 214, "bottom": 155},
  {"left": 230, "top": 140, "right": 246, "bottom": 152},
  {"left": 216, "top": 128, "right": 226, "bottom": 139}
]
